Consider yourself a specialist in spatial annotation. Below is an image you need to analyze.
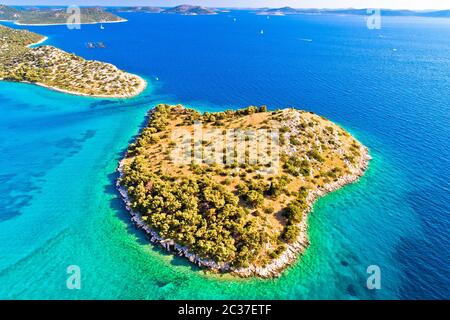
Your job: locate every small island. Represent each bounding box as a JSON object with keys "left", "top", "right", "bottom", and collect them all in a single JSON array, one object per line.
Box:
[
  {"left": 0, "top": 25, "right": 146, "bottom": 98},
  {"left": 118, "top": 104, "right": 370, "bottom": 277},
  {"left": 0, "top": 5, "right": 125, "bottom": 25},
  {"left": 257, "top": 7, "right": 302, "bottom": 16},
  {"left": 256, "top": 7, "right": 450, "bottom": 18},
  {"left": 114, "top": 5, "right": 218, "bottom": 16},
  {"left": 114, "top": 6, "right": 164, "bottom": 14},
  {"left": 162, "top": 5, "right": 218, "bottom": 16}
]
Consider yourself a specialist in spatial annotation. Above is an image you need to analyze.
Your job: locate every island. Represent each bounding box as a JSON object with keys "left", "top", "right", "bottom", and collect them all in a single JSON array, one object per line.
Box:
[
  {"left": 114, "top": 6, "right": 163, "bottom": 14},
  {"left": 162, "top": 5, "right": 218, "bottom": 16},
  {"left": 0, "top": 24, "right": 146, "bottom": 98},
  {"left": 257, "top": 7, "right": 302, "bottom": 16},
  {"left": 113, "top": 4, "right": 218, "bottom": 16},
  {"left": 117, "top": 104, "right": 370, "bottom": 277},
  {"left": 256, "top": 6, "right": 450, "bottom": 18},
  {"left": 0, "top": 5, "right": 125, "bottom": 25},
  {"left": 0, "top": 4, "right": 21, "bottom": 20}
]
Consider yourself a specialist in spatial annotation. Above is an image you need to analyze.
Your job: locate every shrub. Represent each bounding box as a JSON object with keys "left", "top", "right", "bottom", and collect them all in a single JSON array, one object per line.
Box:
[
  {"left": 246, "top": 190, "right": 264, "bottom": 208},
  {"left": 307, "top": 149, "right": 324, "bottom": 162},
  {"left": 283, "top": 157, "right": 311, "bottom": 177},
  {"left": 283, "top": 200, "right": 305, "bottom": 223},
  {"left": 282, "top": 224, "right": 300, "bottom": 243},
  {"left": 264, "top": 207, "right": 275, "bottom": 214}
]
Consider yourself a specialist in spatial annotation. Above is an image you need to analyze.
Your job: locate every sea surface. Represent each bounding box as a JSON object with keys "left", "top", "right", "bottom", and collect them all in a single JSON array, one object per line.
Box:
[{"left": 0, "top": 12, "right": 449, "bottom": 299}]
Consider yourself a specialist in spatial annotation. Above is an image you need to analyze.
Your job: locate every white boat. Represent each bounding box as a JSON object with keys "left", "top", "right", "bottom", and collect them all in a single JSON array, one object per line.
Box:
[
  {"left": 100, "top": 24, "right": 104, "bottom": 30},
  {"left": 260, "top": 29, "right": 264, "bottom": 35}
]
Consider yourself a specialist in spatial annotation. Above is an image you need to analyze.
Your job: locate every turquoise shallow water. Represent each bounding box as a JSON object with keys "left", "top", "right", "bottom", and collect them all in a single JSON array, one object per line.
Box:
[{"left": 0, "top": 12, "right": 449, "bottom": 299}]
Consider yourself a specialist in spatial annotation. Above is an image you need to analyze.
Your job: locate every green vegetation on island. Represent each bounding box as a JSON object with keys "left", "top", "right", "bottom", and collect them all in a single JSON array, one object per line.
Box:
[
  {"left": 118, "top": 105, "right": 370, "bottom": 277},
  {"left": 0, "top": 24, "right": 145, "bottom": 97},
  {"left": 0, "top": 5, "right": 125, "bottom": 25},
  {"left": 0, "top": 4, "right": 21, "bottom": 20},
  {"left": 162, "top": 5, "right": 218, "bottom": 15},
  {"left": 257, "top": 6, "right": 450, "bottom": 18},
  {"left": 115, "top": 6, "right": 163, "bottom": 14},
  {"left": 0, "top": 4, "right": 219, "bottom": 22}
]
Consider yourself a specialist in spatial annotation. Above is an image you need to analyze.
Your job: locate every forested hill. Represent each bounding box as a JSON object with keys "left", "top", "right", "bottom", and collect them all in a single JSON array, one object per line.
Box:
[{"left": 0, "top": 5, "right": 125, "bottom": 25}]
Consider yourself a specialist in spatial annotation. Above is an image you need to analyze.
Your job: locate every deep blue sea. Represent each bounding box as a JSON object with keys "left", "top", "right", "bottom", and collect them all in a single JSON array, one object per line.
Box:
[{"left": 0, "top": 12, "right": 449, "bottom": 299}]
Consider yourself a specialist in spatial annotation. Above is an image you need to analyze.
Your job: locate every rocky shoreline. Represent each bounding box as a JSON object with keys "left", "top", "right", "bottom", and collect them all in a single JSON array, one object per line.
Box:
[
  {"left": 26, "top": 36, "right": 48, "bottom": 48},
  {"left": 116, "top": 109, "right": 371, "bottom": 278},
  {"left": 16, "top": 74, "right": 147, "bottom": 99},
  {"left": 117, "top": 159, "right": 229, "bottom": 272},
  {"left": 116, "top": 110, "right": 228, "bottom": 272},
  {"left": 1, "top": 24, "right": 146, "bottom": 99},
  {"left": 232, "top": 145, "right": 371, "bottom": 278}
]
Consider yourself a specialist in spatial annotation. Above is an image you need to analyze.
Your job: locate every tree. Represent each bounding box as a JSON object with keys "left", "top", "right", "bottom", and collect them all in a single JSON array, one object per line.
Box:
[
  {"left": 282, "top": 224, "right": 299, "bottom": 243},
  {"left": 246, "top": 190, "right": 264, "bottom": 208}
]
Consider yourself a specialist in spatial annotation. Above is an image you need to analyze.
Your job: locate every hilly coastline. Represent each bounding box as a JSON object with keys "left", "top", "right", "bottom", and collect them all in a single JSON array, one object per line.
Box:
[
  {"left": 0, "top": 5, "right": 125, "bottom": 25},
  {"left": 256, "top": 7, "right": 450, "bottom": 17},
  {"left": 0, "top": 24, "right": 146, "bottom": 97}
]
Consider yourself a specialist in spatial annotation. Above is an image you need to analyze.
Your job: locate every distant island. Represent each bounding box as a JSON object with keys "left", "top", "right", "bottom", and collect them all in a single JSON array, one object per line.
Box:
[
  {"left": 114, "top": 6, "right": 163, "bottom": 14},
  {"left": 0, "top": 25, "right": 146, "bottom": 98},
  {"left": 118, "top": 105, "right": 370, "bottom": 277},
  {"left": 113, "top": 5, "right": 217, "bottom": 16},
  {"left": 0, "top": 5, "right": 126, "bottom": 25},
  {"left": 257, "top": 6, "right": 300, "bottom": 16},
  {"left": 162, "top": 5, "right": 218, "bottom": 15},
  {"left": 256, "top": 7, "right": 450, "bottom": 18}
]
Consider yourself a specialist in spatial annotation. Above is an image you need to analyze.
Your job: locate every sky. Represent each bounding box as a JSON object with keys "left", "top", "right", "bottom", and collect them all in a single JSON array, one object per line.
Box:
[{"left": 2, "top": 1, "right": 450, "bottom": 10}]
